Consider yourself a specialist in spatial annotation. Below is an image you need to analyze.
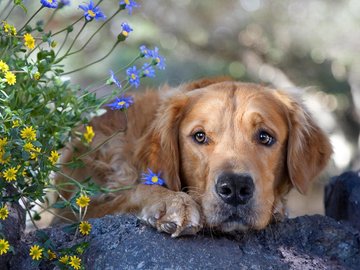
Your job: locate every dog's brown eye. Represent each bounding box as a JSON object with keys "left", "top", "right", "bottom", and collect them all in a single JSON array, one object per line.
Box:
[
  {"left": 258, "top": 130, "right": 275, "bottom": 146},
  {"left": 193, "top": 131, "right": 208, "bottom": 144}
]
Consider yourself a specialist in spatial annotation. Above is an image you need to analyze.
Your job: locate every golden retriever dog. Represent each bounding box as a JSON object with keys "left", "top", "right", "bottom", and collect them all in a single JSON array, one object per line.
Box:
[{"left": 55, "top": 77, "right": 332, "bottom": 237}]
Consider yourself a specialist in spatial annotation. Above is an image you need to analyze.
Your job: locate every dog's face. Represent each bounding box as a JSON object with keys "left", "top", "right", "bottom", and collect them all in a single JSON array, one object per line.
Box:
[{"left": 137, "top": 79, "right": 332, "bottom": 232}]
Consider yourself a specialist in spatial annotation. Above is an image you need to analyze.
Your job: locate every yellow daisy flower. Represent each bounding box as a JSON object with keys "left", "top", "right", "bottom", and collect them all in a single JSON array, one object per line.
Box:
[
  {"left": 3, "top": 167, "right": 18, "bottom": 182},
  {"left": 5, "top": 71, "right": 16, "bottom": 85},
  {"left": 0, "top": 205, "right": 9, "bottom": 220},
  {"left": 59, "top": 255, "right": 69, "bottom": 264},
  {"left": 0, "top": 137, "right": 7, "bottom": 150},
  {"left": 0, "top": 60, "right": 9, "bottom": 73},
  {"left": 24, "top": 142, "right": 35, "bottom": 152},
  {"left": 47, "top": 249, "right": 57, "bottom": 260},
  {"left": 20, "top": 126, "right": 37, "bottom": 141},
  {"left": 83, "top": 125, "right": 95, "bottom": 144},
  {"left": 29, "top": 245, "right": 43, "bottom": 260},
  {"left": 48, "top": 150, "right": 60, "bottom": 165},
  {"left": 23, "top": 33, "right": 35, "bottom": 50},
  {"left": 0, "top": 151, "right": 10, "bottom": 165},
  {"left": 76, "top": 194, "right": 90, "bottom": 208},
  {"left": 30, "top": 147, "right": 41, "bottom": 160},
  {"left": 12, "top": 120, "right": 20, "bottom": 128},
  {"left": 79, "top": 221, "right": 92, "bottom": 235},
  {"left": 0, "top": 239, "right": 10, "bottom": 255},
  {"left": 69, "top": 255, "right": 81, "bottom": 270},
  {"left": 34, "top": 72, "right": 41, "bottom": 80}
]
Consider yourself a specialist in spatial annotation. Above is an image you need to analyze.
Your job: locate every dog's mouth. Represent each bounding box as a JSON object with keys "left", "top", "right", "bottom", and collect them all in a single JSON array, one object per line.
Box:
[{"left": 218, "top": 213, "right": 250, "bottom": 232}]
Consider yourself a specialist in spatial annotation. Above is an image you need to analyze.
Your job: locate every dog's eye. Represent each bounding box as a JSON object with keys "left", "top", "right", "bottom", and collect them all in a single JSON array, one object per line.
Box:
[
  {"left": 193, "top": 131, "right": 208, "bottom": 144},
  {"left": 258, "top": 130, "right": 275, "bottom": 146}
]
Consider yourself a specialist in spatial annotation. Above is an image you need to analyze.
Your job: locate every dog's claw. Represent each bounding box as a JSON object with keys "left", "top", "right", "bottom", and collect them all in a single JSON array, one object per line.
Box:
[
  {"left": 160, "top": 222, "right": 177, "bottom": 234},
  {"left": 147, "top": 217, "right": 157, "bottom": 227}
]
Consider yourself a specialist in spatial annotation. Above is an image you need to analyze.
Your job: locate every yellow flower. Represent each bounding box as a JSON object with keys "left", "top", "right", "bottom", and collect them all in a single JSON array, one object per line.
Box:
[
  {"left": 59, "top": 255, "right": 69, "bottom": 264},
  {"left": 12, "top": 120, "right": 20, "bottom": 128},
  {"left": 29, "top": 245, "right": 43, "bottom": 260},
  {"left": 23, "top": 33, "right": 35, "bottom": 50},
  {"left": 47, "top": 249, "right": 57, "bottom": 260},
  {"left": 69, "top": 255, "right": 81, "bottom": 270},
  {"left": 79, "top": 221, "right": 92, "bottom": 235},
  {"left": 76, "top": 194, "right": 90, "bottom": 208},
  {"left": 83, "top": 125, "right": 95, "bottom": 144},
  {"left": 48, "top": 150, "right": 60, "bottom": 165},
  {"left": 2, "top": 21, "right": 16, "bottom": 35},
  {"left": 0, "top": 205, "right": 9, "bottom": 220},
  {"left": 0, "top": 239, "right": 10, "bottom": 255},
  {"left": 20, "top": 126, "right": 37, "bottom": 141},
  {"left": 3, "top": 167, "right": 18, "bottom": 182},
  {"left": 0, "top": 151, "right": 10, "bottom": 165},
  {"left": 0, "top": 137, "right": 7, "bottom": 150},
  {"left": 34, "top": 72, "right": 41, "bottom": 80},
  {"left": 5, "top": 71, "right": 16, "bottom": 85},
  {"left": 24, "top": 142, "right": 35, "bottom": 152},
  {"left": 30, "top": 147, "right": 41, "bottom": 160},
  {"left": 0, "top": 60, "right": 9, "bottom": 73}
]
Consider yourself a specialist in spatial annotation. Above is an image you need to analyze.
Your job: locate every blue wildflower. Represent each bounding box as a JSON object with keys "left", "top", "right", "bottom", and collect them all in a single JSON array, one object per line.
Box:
[
  {"left": 119, "top": 0, "right": 139, "bottom": 15},
  {"left": 107, "top": 96, "right": 134, "bottom": 110},
  {"left": 150, "top": 47, "right": 166, "bottom": 70},
  {"left": 79, "top": 0, "right": 106, "bottom": 21},
  {"left": 109, "top": 70, "right": 122, "bottom": 88},
  {"left": 121, "top": 22, "right": 133, "bottom": 37},
  {"left": 142, "top": 169, "right": 165, "bottom": 186},
  {"left": 41, "top": 0, "right": 58, "bottom": 8},
  {"left": 139, "top": 45, "right": 152, "bottom": 58},
  {"left": 126, "top": 66, "right": 140, "bottom": 88},
  {"left": 141, "top": 63, "right": 156, "bottom": 78}
]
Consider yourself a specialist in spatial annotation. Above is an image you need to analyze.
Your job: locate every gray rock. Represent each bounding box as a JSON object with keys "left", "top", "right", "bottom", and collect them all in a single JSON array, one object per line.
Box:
[
  {"left": 8, "top": 214, "right": 360, "bottom": 270},
  {"left": 325, "top": 170, "right": 360, "bottom": 230}
]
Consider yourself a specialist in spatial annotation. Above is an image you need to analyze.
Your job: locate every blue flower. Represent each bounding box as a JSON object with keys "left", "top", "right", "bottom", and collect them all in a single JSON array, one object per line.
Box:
[
  {"left": 150, "top": 47, "right": 166, "bottom": 70},
  {"left": 126, "top": 66, "right": 140, "bottom": 88},
  {"left": 142, "top": 169, "right": 165, "bottom": 186},
  {"left": 107, "top": 96, "right": 134, "bottom": 110},
  {"left": 121, "top": 22, "right": 133, "bottom": 37},
  {"left": 109, "top": 70, "right": 122, "bottom": 88},
  {"left": 139, "top": 45, "right": 152, "bottom": 58},
  {"left": 79, "top": 0, "right": 106, "bottom": 21},
  {"left": 41, "top": 0, "right": 58, "bottom": 8},
  {"left": 119, "top": 0, "right": 139, "bottom": 15},
  {"left": 141, "top": 63, "right": 156, "bottom": 78}
]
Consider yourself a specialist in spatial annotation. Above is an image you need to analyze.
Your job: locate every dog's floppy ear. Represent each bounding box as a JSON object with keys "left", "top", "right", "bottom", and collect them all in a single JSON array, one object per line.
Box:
[
  {"left": 134, "top": 92, "right": 188, "bottom": 191},
  {"left": 275, "top": 90, "right": 332, "bottom": 194}
]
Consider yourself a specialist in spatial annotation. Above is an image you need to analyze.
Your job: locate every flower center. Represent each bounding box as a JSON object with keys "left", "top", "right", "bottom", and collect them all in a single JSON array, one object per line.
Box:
[
  {"left": 118, "top": 101, "right": 126, "bottom": 106},
  {"left": 122, "top": 30, "right": 129, "bottom": 37},
  {"left": 131, "top": 74, "right": 137, "bottom": 80},
  {"left": 49, "top": 0, "right": 53, "bottom": 3},
  {"left": 156, "top": 57, "right": 161, "bottom": 63},
  {"left": 125, "top": 0, "right": 130, "bottom": 5},
  {"left": 88, "top": 10, "right": 96, "bottom": 17},
  {"left": 151, "top": 176, "right": 158, "bottom": 183}
]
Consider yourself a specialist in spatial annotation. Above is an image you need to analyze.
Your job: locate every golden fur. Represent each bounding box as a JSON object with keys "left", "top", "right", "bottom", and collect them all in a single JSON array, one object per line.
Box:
[{"left": 55, "top": 78, "right": 332, "bottom": 237}]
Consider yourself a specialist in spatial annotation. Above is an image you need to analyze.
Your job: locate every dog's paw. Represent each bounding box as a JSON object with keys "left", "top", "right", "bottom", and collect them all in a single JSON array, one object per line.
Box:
[{"left": 138, "top": 192, "right": 203, "bottom": 237}]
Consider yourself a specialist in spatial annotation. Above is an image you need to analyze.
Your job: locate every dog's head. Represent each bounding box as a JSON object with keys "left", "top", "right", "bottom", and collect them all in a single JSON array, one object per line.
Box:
[{"left": 136, "top": 78, "right": 332, "bottom": 232}]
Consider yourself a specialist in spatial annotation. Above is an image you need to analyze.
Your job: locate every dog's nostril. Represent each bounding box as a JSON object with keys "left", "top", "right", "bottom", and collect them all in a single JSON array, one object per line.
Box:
[
  {"left": 218, "top": 185, "right": 232, "bottom": 196},
  {"left": 216, "top": 173, "right": 254, "bottom": 206}
]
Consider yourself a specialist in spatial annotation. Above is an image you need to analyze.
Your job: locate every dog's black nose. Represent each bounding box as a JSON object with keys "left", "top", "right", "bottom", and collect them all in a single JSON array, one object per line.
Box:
[{"left": 216, "top": 173, "right": 255, "bottom": 206}]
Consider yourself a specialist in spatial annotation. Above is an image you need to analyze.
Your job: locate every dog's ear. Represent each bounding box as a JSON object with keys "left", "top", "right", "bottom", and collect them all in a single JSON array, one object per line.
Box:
[
  {"left": 275, "top": 90, "right": 332, "bottom": 194},
  {"left": 134, "top": 93, "right": 188, "bottom": 191},
  {"left": 182, "top": 76, "right": 234, "bottom": 91}
]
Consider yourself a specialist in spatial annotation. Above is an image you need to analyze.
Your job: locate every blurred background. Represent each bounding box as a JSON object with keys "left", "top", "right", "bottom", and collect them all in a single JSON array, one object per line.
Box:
[{"left": 4, "top": 0, "right": 360, "bottom": 217}]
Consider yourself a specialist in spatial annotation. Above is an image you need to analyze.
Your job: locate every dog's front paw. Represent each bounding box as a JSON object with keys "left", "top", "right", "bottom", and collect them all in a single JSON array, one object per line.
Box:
[{"left": 138, "top": 192, "right": 203, "bottom": 237}]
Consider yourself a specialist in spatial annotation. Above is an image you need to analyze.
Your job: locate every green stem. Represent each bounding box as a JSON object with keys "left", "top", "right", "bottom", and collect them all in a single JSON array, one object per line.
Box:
[
  {"left": 20, "top": 196, "right": 39, "bottom": 230},
  {"left": 30, "top": 199, "right": 74, "bottom": 223},
  {"left": 62, "top": 40, "right": 120, "bottom": 75},
  {"left": 55, "top": 31, "right": 69, "bottom": 57},
  {"left": 67, "top": 8, "right": 121, "bottom": 57},
  {"left": 19, "top": 6, "right": 44, "bottom": 33},
  {"left": 44, "top": 8, "right": 58, "bottom": 28},
  {"left": 56, "top": 171, "right": 83, "bottom": 189},
  {"left": 51, "top": 16, "right": 83, "bottom": 37},
  {"left": 55, "top": 21, "right": 88, "bottom": 64}
]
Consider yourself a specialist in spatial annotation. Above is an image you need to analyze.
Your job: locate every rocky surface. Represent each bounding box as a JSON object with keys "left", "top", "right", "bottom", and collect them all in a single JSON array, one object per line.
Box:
[
  {"left": 325, "top": 170, "right": 360, "bottom": 230},
  {"left": 6, "top": 214, "right": 360, "bottom": 270}
]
